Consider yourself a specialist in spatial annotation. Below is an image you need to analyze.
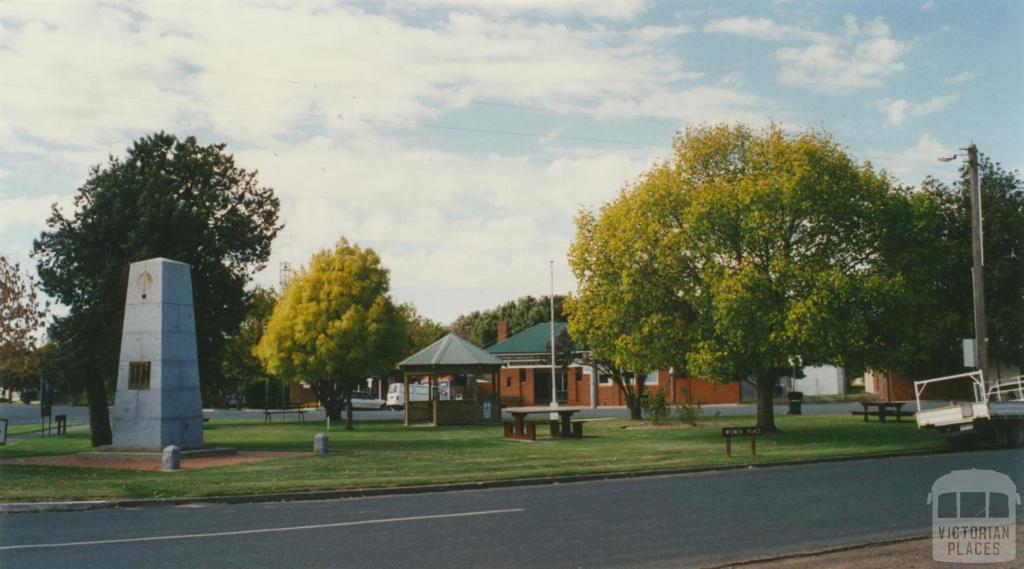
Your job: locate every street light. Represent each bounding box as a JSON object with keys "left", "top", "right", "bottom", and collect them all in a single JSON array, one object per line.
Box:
[{"left": 938, "top": 146, "right": 988, "bottom": 382}]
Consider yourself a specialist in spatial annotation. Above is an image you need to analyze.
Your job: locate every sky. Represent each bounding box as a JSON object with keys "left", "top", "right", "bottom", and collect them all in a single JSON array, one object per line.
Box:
[{"left": 1, "top": 0, "right": 1022, "bottom": 325}]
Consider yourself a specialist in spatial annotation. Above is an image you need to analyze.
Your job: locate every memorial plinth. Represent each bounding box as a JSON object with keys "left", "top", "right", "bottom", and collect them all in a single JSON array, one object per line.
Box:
[{"left": 104, "top": 258, "right": 232, "bottom": 456}]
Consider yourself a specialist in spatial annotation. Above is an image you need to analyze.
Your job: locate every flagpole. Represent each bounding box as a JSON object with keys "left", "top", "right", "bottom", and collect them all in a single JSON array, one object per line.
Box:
[{"left": 550, "top": 260, "right": 558, "bottom": 416}]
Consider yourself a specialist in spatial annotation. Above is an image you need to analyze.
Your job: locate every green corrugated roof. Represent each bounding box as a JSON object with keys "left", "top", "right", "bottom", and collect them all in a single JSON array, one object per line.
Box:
[
  {"left": 486, "top": 322, "right": 579, "bottom": 354},
  {"left": 398, "top": 333, "right": 504, "bottom": 368}
]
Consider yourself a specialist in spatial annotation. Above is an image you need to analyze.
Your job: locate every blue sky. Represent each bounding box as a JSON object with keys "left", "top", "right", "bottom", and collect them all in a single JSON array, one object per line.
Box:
[{"left": 1, "top": 0, "right": 1021, "bottom": 323}]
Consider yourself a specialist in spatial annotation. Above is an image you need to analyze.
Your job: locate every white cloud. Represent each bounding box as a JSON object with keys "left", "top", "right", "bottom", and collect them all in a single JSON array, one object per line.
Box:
[
  {"left": 239, "top": 137, "right": 658, "bottom": 321},
  {"left": 703, "top": 17, "right": 821, "bottom": 42},
  {"left": 776, "top": 16, "right": 912, "bottom": 92},
  {"left": 876, "top": 92, "right": 958, "bottom": 126},
  {"left": 3, "top": 1, "right": 779, "bottom": 321},
  {"left": 876, "top": 99, "right": 910, "bottom": 126},
  {"left": 946, "top": 71, "right": 977, "bottom": 84},
  {"left": 706, "top": 14, "right": 913, "bottom": 93},
  {"left": 391, "top": 0, "right": 650, "bottom": 20},
  {"left": 862, "top": 133, "right": 958, "bottom": 185},
  {"left": 921, "top": 1, "right": 937, "bottom": 12}
]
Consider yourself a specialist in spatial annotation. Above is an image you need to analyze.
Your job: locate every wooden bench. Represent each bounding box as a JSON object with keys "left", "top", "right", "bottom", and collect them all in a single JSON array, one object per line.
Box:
[
  {"left": 264, "top": 404, "right": 307, "bottom": 424},
  {"left": 522, "top": 419, "right": 589, "bottom": 439},
  {"left": 503, "top": 420, "right": 536, "bottom": 441}
]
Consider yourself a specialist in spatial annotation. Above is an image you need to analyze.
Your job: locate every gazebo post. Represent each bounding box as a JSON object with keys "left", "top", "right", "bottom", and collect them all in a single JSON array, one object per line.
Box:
[
  {"left": 403, "top": 372, "right": 410, "bottom": 427},
  {"left": 431, "top": 374, "right": 438, "bottom": 426},
  {"left": 491, "top": 371, "right": 499, "bottom": 422}
]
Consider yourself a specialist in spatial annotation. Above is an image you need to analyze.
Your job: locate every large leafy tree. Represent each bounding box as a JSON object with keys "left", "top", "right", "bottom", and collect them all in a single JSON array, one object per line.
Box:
[
  {"left": 33, "top": 133, "right": 281, "bottom": 445},
  {"left": 0, "top": 256, "right": 49, "bottom": 398},
  {"left": 570, "top": 124, "right": 908, "bottom": 432},
  {"left": 256, "top": 239, "right": 406, "bottom": 428},
  {"left": 906, "top": 157, "right": 1024, "bottom": 375},
  {"left": 449, "top": 295, "right": 566, "bottom": 347}
]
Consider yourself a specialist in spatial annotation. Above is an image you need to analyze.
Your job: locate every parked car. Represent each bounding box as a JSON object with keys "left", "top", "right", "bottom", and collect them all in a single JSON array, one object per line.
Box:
[
  {"left": 349, "top": 391, "right": 386, "bottom": 410},
  {"left": 386, "top": 383, "right": 429, "bottom": 410}
]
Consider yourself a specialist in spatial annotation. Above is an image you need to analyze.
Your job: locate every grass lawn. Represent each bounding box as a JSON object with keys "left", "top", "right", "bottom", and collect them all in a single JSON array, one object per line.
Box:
[{"left": 0, "top": 415, "right": 946, "bottom": 502}]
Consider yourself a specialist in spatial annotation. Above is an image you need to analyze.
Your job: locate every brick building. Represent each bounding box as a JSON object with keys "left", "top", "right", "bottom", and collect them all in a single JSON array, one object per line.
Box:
[{"left": 483, "top": 322, "right": 741, "bottom": 407}]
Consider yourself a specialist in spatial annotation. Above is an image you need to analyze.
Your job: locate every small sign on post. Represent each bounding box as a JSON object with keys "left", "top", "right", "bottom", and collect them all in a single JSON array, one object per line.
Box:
[
  {"left": 722, "top": 426, "right": 762, "bottom": 457},
  {"left": 0, "top": 418, "right": 7, "bottom": 445}
]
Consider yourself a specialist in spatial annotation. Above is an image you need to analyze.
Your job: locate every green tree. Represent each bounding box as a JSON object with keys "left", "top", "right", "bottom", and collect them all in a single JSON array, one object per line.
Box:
[
  {"left": 567, "top": 164, "right": 694, "bottom": 420},
  {"left": 907, "top": 157, "right": 1024, "bottom": 374},
  {"left": 399, "top": 303, "right": 447, "bottom": 357},
  {"left": 449, "top": 295, "right": 566, "bottom": 347},
  {"left": 219, "top": 286, "right": 278, "bottom": 408},
  {"left": 256, "top": 239, "right": 406, "bottom": 428},
  {"left": 570, "top": 124, "right": 909, "bottom": 431},
  {"left": 0, "top": 257, "right": 49, "bottom": 398},
  {"left": 33, "top": 133, "right": 281, "bottom": 445}
]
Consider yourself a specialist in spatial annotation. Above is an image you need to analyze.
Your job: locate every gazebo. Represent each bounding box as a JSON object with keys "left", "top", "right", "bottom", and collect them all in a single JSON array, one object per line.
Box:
[{"left": 397, "top": 333, "right": 504, "bottom": 426}]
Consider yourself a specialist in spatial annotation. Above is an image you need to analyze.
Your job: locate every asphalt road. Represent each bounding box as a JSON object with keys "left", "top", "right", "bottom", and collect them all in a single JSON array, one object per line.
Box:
[{"left": 2, "top": 449, "right": 1021, "bottom": 569}]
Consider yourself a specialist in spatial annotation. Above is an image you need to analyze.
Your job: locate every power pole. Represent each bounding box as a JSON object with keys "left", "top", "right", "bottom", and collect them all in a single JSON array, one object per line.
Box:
[{"left": 966, "top": 144, "right": 989, "bottom": 382}]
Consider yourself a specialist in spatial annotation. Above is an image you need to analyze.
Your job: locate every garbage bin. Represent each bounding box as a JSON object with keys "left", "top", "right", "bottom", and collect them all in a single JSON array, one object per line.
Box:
[{"left": 787, "top": 391, "right": 803, "bottom": 415}]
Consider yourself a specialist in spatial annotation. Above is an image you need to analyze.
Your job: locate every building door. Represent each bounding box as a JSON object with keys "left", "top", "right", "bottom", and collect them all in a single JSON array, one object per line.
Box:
[{"left": 534, "top": 369, "right": 567, "bottom": 404}]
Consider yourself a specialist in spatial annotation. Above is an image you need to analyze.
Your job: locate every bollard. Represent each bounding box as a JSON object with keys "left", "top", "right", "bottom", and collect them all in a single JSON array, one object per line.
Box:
[
  {"left": 314, "top": 432, "right": 329, "bottom": 455},
  {"left": 162, "top": 445, "right": 181, "bottom": 471}
]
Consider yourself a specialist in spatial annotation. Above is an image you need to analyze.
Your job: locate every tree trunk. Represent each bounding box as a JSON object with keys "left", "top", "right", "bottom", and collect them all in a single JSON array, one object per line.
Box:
[
  {"left": 344, "top": 385, "right": 354, "bottom": 431},
  {"left": 755, "top": 372, "right": 779, "bottom": 433},
  {"left": 613, "top": 371, "right": 644, "bottom": 420},
  {"left": 314, "top": 380, "right": 344, "bottom": 422},
  {"left": 85, "top": 370, "right": 112, "bottom": 447}
]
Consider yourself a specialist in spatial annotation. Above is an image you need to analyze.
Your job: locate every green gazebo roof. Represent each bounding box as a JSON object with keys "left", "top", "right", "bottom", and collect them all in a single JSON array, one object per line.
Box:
[{"left": 398, "top": 333, "right": 503, "bottom": 370}]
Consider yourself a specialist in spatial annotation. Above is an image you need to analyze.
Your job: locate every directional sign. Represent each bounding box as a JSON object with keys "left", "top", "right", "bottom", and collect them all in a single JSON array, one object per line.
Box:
[{"left": 722, "top": 426, "right": 762, "bottom": 437}]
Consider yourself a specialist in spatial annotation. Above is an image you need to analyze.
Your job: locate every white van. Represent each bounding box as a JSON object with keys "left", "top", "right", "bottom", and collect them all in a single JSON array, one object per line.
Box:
[{"left": 386, "top": 383, "right": 430, "bottom": 410}]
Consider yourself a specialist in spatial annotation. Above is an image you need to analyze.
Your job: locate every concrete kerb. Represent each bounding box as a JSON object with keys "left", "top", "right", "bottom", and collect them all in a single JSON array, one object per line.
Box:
[
  {"left": 701, "top": 532, "right": 931, "bottom": 569},
  {"left": 0, "top": 447, "right": 951, "bottom": 514}
]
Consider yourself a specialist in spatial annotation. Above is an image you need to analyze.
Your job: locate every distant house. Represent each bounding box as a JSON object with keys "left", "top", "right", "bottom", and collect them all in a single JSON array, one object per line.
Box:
[
  {"left": 786, "top": 365, "right": 847, "bottom": 397},
  {"left": 484, "top": 321, "right": 741, "bottom": 407}
]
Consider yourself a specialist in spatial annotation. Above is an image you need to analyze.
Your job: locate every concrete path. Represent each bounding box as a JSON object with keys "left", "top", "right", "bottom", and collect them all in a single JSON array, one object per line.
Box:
[{"left": 1, "top": 449, "right": 1021, "bottom": 569}]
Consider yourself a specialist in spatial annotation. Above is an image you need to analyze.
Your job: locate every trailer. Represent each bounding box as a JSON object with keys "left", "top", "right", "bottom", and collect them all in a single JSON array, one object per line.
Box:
[{"left": 914, "top": 371, "right": 1024, "bottom": 449}]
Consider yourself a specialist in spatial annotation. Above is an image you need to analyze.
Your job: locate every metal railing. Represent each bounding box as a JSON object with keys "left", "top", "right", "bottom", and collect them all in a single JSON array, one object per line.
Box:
[
  {"left": 913, "top": 371, "right": 986, "bottom": 414},
  {"left": 987, "top": 374, "right": 1024, "bottom": 402}
]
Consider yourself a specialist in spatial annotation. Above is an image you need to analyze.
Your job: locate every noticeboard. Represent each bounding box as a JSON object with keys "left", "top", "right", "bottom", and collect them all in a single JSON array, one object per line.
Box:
[
  {"left": 722, "top": 426, "right": 762, "bottom": 437},
  {"left": 41, "top": 383, "right": 53, "bottom": 418}
]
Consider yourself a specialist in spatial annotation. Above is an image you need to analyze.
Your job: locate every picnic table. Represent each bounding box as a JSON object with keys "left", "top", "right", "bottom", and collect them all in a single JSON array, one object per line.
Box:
[
  {"left": 851, "top": 401, "right": 914, "bottom": 423},
  {"left": 503, "top": 406, "right": 587, "bottom": 441}
]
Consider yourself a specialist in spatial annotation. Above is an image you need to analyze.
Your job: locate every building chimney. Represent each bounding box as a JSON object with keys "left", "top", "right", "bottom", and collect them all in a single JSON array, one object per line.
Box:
[{"left": 497, "top": 320, "right": 508, "bottom": 342}]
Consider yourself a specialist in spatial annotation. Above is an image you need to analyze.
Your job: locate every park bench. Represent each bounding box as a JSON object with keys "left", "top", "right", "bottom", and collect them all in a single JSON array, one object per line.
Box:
[
  {"left": 263, "top": 403, "right": 307, "bottom": 424},
  {"left": 850, "top": 401, "right": 914, "bottom": 423}
]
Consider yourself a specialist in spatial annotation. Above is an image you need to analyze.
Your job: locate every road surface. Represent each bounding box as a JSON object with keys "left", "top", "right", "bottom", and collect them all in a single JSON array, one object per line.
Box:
[{"left": 2, "top": 449, "right": 1021, "bottom": 568}]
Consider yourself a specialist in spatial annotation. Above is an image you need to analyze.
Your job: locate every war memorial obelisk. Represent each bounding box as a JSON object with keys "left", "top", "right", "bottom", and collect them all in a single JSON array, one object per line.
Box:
[{"left": 110, "top": 258, "right": 205, "bottom": 450}]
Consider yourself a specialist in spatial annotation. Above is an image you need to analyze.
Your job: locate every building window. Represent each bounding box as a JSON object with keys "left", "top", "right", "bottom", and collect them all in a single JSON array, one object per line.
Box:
[
  {"left": 645, "top": 370, "right": 660, "bottom": 385},
  {"left": 519, "top": 368, "right": 526, "bottom": 382},
  {"left": 505, "top": 377, "right": 511, "bottom": 388},
  {"left": 129, "top": 361, "right": 151, "bottom": 390},
  {"left": 599, "top": 373, "right": 613, "bottom": 385}
]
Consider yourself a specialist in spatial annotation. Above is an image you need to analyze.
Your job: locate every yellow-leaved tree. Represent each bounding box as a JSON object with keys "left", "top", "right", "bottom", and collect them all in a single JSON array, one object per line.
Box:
[
  {"left": 256, "top": 238, "right": 406, "bottom": 429},
  {"left": 569, "top": 124, "right": 909, "bottom": 432}
]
